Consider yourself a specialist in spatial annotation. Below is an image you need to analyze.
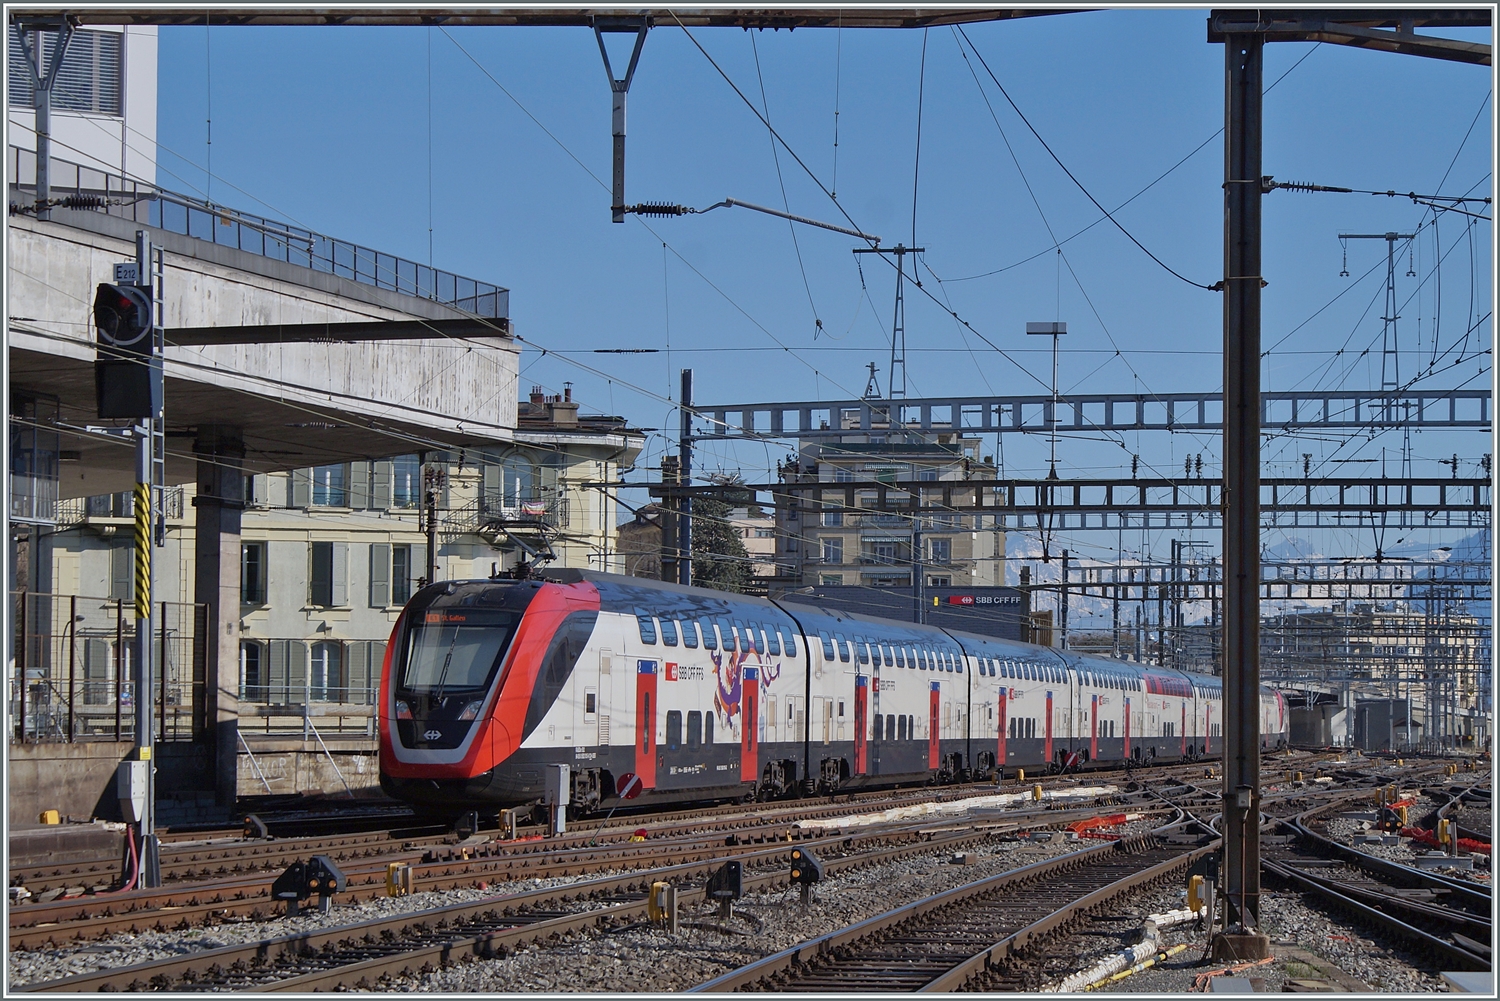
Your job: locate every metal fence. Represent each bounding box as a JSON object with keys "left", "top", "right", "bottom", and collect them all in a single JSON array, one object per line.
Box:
[
  {"left": 237, "top": 638, "right": 383, "bottom": 739},
  {"left": 9, "top": 146, "right": 508, "bottom": 318},
  {"left": 10, "top": 591, "right": 206, "bottom": 743}
]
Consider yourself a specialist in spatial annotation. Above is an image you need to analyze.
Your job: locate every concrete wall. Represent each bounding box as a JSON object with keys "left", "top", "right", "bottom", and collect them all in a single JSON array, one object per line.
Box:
[
  {"left": 6, "top": 741, "right": 136, "bottom": 826},
  {"left": 237, "top": 741, "right": 383, "bottom": 799}
]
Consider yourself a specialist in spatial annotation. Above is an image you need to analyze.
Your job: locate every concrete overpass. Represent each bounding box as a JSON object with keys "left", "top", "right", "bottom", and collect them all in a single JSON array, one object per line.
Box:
[
  {"left": 8, "top": 177, "right": 517, "bottom": 500},
  {"left": 8, "top": 157, "right": 518, "bottom": 818}
]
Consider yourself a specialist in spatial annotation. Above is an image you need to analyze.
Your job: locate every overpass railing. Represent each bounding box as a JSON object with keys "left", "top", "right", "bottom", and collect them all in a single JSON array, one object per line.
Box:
[{"left": 8, "top": 146, "right": 508, "bottom": 318}]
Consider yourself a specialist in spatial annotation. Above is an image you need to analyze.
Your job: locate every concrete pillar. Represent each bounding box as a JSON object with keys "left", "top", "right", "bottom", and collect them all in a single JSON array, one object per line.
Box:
[{"left": 194, "top": 430, "right": 244, "bottom": 811}]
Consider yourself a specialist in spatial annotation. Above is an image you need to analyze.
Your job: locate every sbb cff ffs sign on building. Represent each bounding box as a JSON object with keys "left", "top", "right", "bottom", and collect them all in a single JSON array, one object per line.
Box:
[{"left": 93, "top": 274, "right": 162, "bottom": 418}]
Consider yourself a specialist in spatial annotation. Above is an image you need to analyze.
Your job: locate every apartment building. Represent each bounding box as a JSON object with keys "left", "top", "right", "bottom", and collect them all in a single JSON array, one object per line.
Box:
[{"left": 774, "top": 413, "right": 1004, "bottom": 590}]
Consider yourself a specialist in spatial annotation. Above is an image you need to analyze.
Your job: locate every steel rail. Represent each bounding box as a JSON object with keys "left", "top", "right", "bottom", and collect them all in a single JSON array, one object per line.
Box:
[
  {"left": 1262, "top": 860, "right": 1489, "bottom": 971},
  {"left": 18, "top": 808, "right": 1164, "bottom": 993},
  {"left": 690, "top": 824, "right": 1211, "bottom": 993},
  {"left": 1287, "top": 797, "right": 1491, "bottom": 913}
]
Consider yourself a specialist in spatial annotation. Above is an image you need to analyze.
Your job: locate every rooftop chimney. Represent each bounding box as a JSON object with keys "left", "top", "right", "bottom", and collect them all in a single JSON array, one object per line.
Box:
[
  {"left": 564, "top": 382, "right": 573, "bottom": 403},
  {"left": 530, "top": 385, "right": 545, "bottom": 405}
]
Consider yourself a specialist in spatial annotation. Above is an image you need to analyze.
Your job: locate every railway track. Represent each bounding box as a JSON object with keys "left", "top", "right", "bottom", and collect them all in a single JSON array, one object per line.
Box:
[
  {"left": 9, "top": 767, "right": 1165, "bottom": 897},
  {"left": 1263, "top": 785, "right": 1492, "bottom": 972},
  {"left": 14, "top": 804, "right": 1172, "bottom": 992},
  {"left": 689, "top": 824, "right": 1213, "bottom": 992}
]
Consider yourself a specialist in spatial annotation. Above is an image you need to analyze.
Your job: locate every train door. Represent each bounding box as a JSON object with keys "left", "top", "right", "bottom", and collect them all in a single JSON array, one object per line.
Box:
[
  {"left": 997, "top": 687, "right": 1008, "bottom": 767},
  {"left": 768, "top": 695, "right": 778, "bottom": 745},
  {"left": 928, "top": 682, "right": 940, "bottom": 768},
  {"left": 854, "top": 675, "right": 868, "bottom": 775},
  {"left": 598, "top": 651, "right": 612, "bottom": 747},
  {"left": 1044, "top": 691, "right": 1054, "bottom": 763},
  {"left": 821, "top": 698, "right": 832, "bottom": 745},
  {"left": 635, "top": 659, "right": 657, "bottom": 789},
  {"left": 794, "top": 697, "right": 806, "bottom": 748}
]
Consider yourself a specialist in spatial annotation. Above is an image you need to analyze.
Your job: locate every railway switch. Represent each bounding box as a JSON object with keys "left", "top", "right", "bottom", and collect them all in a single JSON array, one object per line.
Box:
[
  {"left": 707, "top": 860, "right": 743, "bottom": 918},
  {"left": 272, "top": 855, "right": 346, "bottom": 915}
]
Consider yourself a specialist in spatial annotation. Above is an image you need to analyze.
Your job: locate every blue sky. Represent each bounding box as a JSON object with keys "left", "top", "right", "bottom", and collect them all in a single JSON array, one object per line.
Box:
[{"left": 157, "top": 9, "right": 1493, "bottom": 571}]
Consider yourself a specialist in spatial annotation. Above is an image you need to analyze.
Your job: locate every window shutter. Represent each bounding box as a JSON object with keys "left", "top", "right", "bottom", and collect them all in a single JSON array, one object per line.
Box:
[
  {"left": 291, "top": 468, "right": 312, "bottom": 507},
  {"left": 310, "top": 542, "right": 332, "bottom": 605},
  {"left": 110, "top": 544, "right": 133, "bottom": 601},
  {"left": 369, "top": 543, "right": 390, "bottom": 607},
  {"left": 290, "top": 641, "right": 308, "bottom": 703},
  {"left": 372, "top": 461, "right": 392, "bottom": 509},
  {"left": 412, "top": 544, "right": 428, "bottom": 586},
  {"left": 349, "top": 461, "right": 371, "bottom": 509},
  {"left": 268, "top": 640, "right": 287, "bottom": 703},
  {"left": 349, "top": 642, "right": 368, "bottom": 703},
  {"left": 370, "top": 642, "right": 386, "bottom": 703},
  {"left": 332, "top": 542, "right": 349, "bottom": 606},
  {"left": 482, "top": 464, "right": 501, "bottom": 511}
]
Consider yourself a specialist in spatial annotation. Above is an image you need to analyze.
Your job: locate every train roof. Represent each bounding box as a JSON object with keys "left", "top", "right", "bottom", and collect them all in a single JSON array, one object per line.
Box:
[{"left": 534, "top": 570, "right": 1233, "bottom": 689}]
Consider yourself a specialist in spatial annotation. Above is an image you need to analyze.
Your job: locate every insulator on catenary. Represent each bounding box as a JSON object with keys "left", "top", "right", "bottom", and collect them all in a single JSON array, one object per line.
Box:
[
  {"left": 626, "top": 202, "right": 694, "bottom": 217},
  {"left": 1273, "top": 180, "right": 1352, "bottom": 194},
  {"left": 60, "top": 194, "right": 108, "bottom": 209}
]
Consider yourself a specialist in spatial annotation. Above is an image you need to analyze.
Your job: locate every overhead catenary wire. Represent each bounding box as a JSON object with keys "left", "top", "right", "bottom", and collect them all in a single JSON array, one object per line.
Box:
[{"left": 953, "top": 25, "right": 1216, "bottom": 292}]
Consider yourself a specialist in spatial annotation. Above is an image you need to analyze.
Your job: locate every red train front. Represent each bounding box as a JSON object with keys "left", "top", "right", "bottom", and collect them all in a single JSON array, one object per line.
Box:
[{"left": 378, "top": 575, "right": 604, "bottom": 816}]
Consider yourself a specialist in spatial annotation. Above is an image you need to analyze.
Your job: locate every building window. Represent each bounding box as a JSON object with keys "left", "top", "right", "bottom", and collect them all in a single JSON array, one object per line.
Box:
[
  {"left": 929, "top": 538, "right": 952, "bottom": 564},
  {"left": 820, "top": 574, "right": 843, "bottom": 586},
  {"left": 834, "top": 468, "right": 855, "bottom": 482},
  {"left": 310, "top": 641, "right": 343, "bottom": 702},
  {"left": 7, "top": 27, "right": 122, "bottom": 115},
  {"left": 822, "top": 537, "right": 843, "bottom": 564},
  {"left": 392, "top": 455, "right": 421, "bottom": 509},
  {"left": 309, "top": 542, "right": 347, "bottom": 606},
  {"left": 755, "top": 527, "right": 775, "bottom": 538},
  {"left": 919, "top": 469, "right": 938, "bottom": 482},
  {"left": 241, "top": 542, "right": 266, "bottom": 604},
  {"left": 392, "top": 544, "right": 412, "bottom": 603},
  {"left": 311, "top": 464, "right": 348, "bottom": 506},
  {"left": 822, "top": 504, "right": 843, "bottom": 527},
  {"left": 870, "top": 541, "right": 897, "bottom": 565},
  {"left": 240, "top": 641, "right": 262, "bottom": 701},
  {"left": 928, "top": 575, "right": 951, "bottom": 587}
]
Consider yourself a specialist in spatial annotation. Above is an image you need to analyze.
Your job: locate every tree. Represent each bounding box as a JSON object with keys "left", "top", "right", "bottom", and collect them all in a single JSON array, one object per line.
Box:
[{"left": 692, "top": 494, "right": 751, "bottom": 593}]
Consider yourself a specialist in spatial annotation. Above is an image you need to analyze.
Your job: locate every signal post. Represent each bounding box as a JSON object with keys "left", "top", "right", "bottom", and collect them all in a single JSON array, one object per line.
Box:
[{"left": 94, "top": 232, "right": 165, "bottom": 888}]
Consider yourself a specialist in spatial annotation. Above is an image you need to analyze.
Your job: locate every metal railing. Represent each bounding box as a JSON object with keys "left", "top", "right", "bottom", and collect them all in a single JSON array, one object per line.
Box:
[
  {"left": 10, "top": 591, "right": 206, "bottom": 743},
  {"left": 9, "top": 146, "right": 508, "bottom": 318}
]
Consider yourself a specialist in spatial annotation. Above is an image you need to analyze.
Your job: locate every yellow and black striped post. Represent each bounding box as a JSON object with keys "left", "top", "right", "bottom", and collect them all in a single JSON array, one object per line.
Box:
[{"left": 133, "top": 481, "right": 150, "bottom": 621}]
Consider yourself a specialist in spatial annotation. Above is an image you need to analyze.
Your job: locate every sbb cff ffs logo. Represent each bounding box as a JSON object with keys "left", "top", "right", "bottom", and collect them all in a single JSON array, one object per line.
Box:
[{"left": 93, "top": 281, "right": 161, "bottom": 419}]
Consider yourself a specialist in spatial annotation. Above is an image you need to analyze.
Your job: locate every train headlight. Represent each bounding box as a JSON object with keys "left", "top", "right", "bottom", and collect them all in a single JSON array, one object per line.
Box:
[
  {"left": 396, "top": 700, "right": 412, "bottom": 720},
  {"left": 458, "top": 699, "right": 485, "bottom": 721}
]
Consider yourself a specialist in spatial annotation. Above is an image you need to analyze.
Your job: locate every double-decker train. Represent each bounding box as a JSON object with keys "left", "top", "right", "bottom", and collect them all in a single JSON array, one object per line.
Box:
[{"left": 379, "top": 570, "right": 1287, "bottom": 817}]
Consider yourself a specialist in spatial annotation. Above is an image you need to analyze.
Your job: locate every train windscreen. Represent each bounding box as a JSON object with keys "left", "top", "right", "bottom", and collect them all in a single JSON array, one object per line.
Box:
[{"left": 399, "top": 610, "right": 520, "bottom": 696}]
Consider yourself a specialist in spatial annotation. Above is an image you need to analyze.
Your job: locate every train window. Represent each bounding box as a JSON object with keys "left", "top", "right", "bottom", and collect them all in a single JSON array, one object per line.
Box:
[
  {"left": 680, "top": 620, "right": 698, "bottom": 649},
  {"left": 660, "top": 618, "right": 679, "bottom": 647},
  {"left": 779, "top": 626, "right": 798, "bottom": 657},
  {"left": 838, "top": 700, "right": 845, "bottom": 717},
  {"left": 820, "top": 631, "right": 835, "bottom": 660},
  {"left": 734, "top": 620, "right": 755, "bottom": 652},
  {"left": 896, "top": 647, "right": 907, "bottom": 669},
  {"left": 705, "top": 713, "right": 714, "bottom": 744},
  {"left": 636, "top": 612, "right": 657, "bottom": 645},
  {"left": 666, "top": 711, "right": 682, "bottom": 751},
  {"left": 642, "top": 693, "right": 652, "bottom": 751},
  {"left": 585, "top": 692, "right": 597, "bottom": 715},
  {"left": 898, "top": 715, "right": 907, "bottom": 740},
  {"left": 856, "top": 638, "right": 869, "bottom": 665},
  {"left": 720, "top": 619, "right": 736, "bottom": 650},
  {"left": 766, "top": 625, "right": 781, "bottom": 656},
  {"left": 885, "top": 714, "right": 896, "bottom": 741},
  {"left": 699, "top": 619, "right": 718, "bottom": 650},
  {"left": 687, "top": 710, "right": 702, "bottom": 747},
  {"left": 834, "top": 633, "right": 851, "bottom": 662}
]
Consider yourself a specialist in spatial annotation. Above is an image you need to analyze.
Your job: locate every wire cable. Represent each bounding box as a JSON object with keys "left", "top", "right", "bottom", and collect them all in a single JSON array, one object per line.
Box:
[{"left": 954, "top": 25, "right": 1215, "bottom": 292}]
